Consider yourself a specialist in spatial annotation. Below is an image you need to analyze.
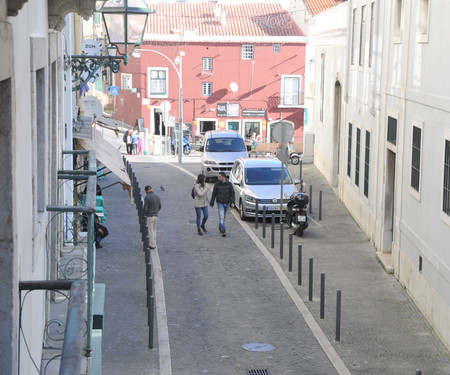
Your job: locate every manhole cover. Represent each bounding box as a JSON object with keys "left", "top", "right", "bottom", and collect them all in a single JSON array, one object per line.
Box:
[
  {"left": 247, "top": 370, "right": 270, "bottom": 375},
  {"left": 242, "top": 343, "right": 275, "bottom": 352}
]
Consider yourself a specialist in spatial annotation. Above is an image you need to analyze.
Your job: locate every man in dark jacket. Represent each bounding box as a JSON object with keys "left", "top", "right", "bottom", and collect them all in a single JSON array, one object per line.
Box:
[
  {"left": 210, "top": 172, "right": 235, "bottom": 237},
  {"left": 141, "top": 185, "right": 162, "bottom": 248}
]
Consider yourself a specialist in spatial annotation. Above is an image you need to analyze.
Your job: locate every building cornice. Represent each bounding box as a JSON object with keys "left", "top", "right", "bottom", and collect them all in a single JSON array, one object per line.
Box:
[
  {"left": 144, "top": 34, "right": 308, "bottom": 45},
  {"left": 48, "top": 0, "right": 96, "bottom": 31}
]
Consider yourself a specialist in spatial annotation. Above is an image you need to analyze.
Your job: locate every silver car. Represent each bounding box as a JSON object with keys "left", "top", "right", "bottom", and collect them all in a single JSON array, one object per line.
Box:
[{"left": 229, "top": 157, "right": 300, "bottom": 220}]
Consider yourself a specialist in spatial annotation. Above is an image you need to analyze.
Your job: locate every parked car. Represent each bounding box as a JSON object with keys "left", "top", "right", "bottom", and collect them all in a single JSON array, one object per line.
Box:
[
  {"left": 229, "top": 157, "right": 300, "bottom": 220},
  {"left": 200, "top": 130, "right": 248, "bottom": 180}
]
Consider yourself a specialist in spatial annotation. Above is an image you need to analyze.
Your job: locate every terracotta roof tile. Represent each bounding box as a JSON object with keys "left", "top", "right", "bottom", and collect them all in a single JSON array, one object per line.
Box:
[
  {"left": 145, "top": 3, "right": 304, "bottom": 40},
  {"left": 305, "top": 0, "right": 340, "bottom": 16}
]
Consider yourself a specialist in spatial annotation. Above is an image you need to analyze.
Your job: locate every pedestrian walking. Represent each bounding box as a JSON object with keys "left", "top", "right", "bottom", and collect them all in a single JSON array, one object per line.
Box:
[
  {"left": 210, "top": 171, "right": 235, "bottom": 237},
  {"left": 131, "top": 130, "right": 139, "bottom": 155},
  {"left": 193, "top": 173, "right": 210, "bottom": 236},
  {"left": 124, "top": 129, "right": 133, "bottom": 155},
  {"left": 141, "top": 185, "right": 162, "bottom": 248}
]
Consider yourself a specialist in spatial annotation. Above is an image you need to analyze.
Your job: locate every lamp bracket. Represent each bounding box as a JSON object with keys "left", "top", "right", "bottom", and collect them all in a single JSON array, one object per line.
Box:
[{"left": 71, "top": 55, "right": 125, "bottom": 92}]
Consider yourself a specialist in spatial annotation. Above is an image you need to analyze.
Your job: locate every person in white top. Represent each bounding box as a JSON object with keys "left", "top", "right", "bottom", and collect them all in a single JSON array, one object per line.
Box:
[{"left": 193, "top": 174, "right": 210, "bottom": 235}]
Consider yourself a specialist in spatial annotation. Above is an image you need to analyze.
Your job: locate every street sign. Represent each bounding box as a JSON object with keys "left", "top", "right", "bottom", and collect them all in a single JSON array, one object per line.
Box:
[
  {"left": 272, "top": 120, "right": 294, "bottom": 143},
  {"left": 82, "top": 95, "right": 103, "bottom": 119},
  {"left": 82, "top": 39, "right": 101, "bottom": 55},
  {"left": 110, "top": 86, "right": 119, "bottom": 95}
]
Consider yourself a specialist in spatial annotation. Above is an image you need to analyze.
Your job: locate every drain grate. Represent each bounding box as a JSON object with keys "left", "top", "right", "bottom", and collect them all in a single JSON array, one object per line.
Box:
[{"left": 247, "top": 370, "right": 270, "bottom": 375}]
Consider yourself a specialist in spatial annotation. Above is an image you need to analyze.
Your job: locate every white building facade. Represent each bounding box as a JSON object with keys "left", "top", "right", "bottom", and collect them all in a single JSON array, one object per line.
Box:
[
  {"left": 308, "top": 0, "right": 450, "bottom": 350},
  {"left": 0, "top": 1, "right": 97, "bottom": 373}
]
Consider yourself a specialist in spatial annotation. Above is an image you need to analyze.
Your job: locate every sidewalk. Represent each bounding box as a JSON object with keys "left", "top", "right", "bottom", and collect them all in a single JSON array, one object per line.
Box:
[{"left": 96, "top": 126, "right": 449, "bottom": 374}]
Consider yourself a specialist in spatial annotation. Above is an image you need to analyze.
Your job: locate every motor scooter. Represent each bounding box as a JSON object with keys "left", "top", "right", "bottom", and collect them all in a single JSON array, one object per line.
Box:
[
  {"left": 285, "top": 192, "right": 309, "bottom": 236},
  {"left": 288, "top": 143, "right": 301, "bottom": 165},
  {"left": 171, "top": 137, "right": 191, "bottom": 155}
]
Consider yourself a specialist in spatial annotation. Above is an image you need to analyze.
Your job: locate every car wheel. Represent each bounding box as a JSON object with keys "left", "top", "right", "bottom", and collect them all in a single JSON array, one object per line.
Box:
[
  {"left": 239, "top": 200, "right": 247, "bottom": 221},
  {"left": 290, "top": 155, "right": 300, "bottom": 165}
]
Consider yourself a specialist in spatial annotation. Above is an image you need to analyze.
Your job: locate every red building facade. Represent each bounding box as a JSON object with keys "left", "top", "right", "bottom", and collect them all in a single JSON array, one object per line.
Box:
[{"left": 113, "top": 3, "right": 307, "bottom": 146}]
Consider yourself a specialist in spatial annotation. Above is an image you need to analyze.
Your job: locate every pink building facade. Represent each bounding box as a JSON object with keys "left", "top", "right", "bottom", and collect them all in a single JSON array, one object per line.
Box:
[{"left": 113, "top": 3, "right": 307, "bottom": 146}]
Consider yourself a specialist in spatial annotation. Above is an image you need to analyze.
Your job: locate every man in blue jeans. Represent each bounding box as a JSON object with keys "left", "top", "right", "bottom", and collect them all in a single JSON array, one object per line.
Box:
[{"left": 210, "top": 172, "right": 235, "bottom": 237}]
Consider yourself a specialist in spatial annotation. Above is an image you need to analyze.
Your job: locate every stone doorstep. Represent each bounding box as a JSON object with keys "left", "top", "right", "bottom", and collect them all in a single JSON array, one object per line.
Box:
[{"left": 376, "top": 251, "right": 394, "bottom": 274}]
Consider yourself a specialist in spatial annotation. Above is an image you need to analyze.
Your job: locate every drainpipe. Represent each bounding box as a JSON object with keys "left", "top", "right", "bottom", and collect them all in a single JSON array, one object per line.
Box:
[{"left": 344, "top": 0, "right": 353, "bottom": 103}]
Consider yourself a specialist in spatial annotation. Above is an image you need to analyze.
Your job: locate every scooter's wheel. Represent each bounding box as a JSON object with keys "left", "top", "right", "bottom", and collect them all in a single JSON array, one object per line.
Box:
[
  {"left": 290, "top": 155, "right": 300, "bottom": 165},
  {"left": 295, "top": 227, "right": 304, "bottom": 236},
  {"left": 183, "top": 146, "right": 190, "bottom": 155}
]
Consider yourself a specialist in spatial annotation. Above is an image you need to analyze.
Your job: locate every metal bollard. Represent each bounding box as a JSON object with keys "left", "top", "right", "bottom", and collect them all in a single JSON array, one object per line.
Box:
[
  {"left": 280, "top": 222, "right": 284, "bottom": 259},
  {"left": 146, "top": 261, "right": 152, "bottom": 280},
  {"left": 146, "top": 276, "right": 153, "bottom": 307},
  {"left": 299, "top": 159, "right": 303, "bottom": 181},
  {"left": 288, "top": 233, "right": 293, "bottom": 272},
  {"left": 309, "top": 258, "right": 313, "bottom": 301},
  {"left": 319, "top": 191, "right": 323, "bottom": 221},
  {"left": 309, "top": 184, "right": 313, "bottom": 214},
  {"left": 298, "top": 245, "right": 302, "bottom": 285},
  {"left": 262, "top": 206, "right": 266, "bottom": 238},
  {"left": 145, "top": 247, "right": 151, "bottom": 264},
  {"left": 336, "top": 290, "right": 341, "bottom": 341},
  {"left": 415, "top": 370, "right": 422, "bottom": 375},
  {"left": 148, "top": 295, "right": 154, "bottom": 349},
  {"left": 255, "top": 201, "right": 259, "bottom": 229},
  {"left": 320, "top": 273, "right": 325, "bottom": 319},
  {"left": 271, "top": 213, "right": 275, "bottom": 248}
]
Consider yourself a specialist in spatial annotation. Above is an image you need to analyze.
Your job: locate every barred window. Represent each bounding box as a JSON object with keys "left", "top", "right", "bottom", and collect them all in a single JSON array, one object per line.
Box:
[
  {"left": 202, "top": 57, "right": 213, "bottom": 71},
  {"left": 411, "top": 126, "right": 422, "bottom": 192},
  {"left": 242, "top": 45, "right": 254, "bottom": 60},
  {"left": 202, "top": 82, "right": 212, "bottom": 96},
  {"left": 347, "top": 123, "right": 353, "bottom": 177},
  {"left": 364, "top": 131, "right": 371, "bottom": 198},
  {"left": 355, "top": 128, "right": 361, "bottom": 186},
  {"left": 443, "top": 140, "right": 450, "bottom": 216}
]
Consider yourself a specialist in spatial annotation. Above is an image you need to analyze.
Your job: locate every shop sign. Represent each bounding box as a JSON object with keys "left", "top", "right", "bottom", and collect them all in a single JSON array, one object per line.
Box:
[
  {"left": 217, "top": 103, "right": 240, "bottom": 117},
  {"left": 242, "top": 109, "right": 266, "bottom": 117}
]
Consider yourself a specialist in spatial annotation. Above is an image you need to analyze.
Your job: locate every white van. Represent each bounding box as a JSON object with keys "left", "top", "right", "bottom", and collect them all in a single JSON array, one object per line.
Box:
[{"left": 200, "top": 130, "right": 249, "bottom": 180}]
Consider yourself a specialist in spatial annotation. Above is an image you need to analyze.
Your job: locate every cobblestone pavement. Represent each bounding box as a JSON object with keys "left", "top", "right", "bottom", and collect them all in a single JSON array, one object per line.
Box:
[{"left": 96, "top": 131, "right": 449, "bottom": 375}]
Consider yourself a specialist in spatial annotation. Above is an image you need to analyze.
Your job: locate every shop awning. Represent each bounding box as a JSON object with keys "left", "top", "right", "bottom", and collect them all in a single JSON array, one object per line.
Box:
[{"left": 76, "top": 127, "right": 131, "bottom": 188}]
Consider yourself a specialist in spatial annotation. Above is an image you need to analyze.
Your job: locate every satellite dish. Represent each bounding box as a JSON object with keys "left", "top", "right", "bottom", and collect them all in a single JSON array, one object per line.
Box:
[{"left": 230, "top": 82, "right": 239, "bottom": 93}]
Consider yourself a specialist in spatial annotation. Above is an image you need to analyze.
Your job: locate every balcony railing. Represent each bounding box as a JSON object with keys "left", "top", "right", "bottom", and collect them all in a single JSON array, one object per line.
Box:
[{"left": 19, "top": 150, "right": 98, "bottom": 374}]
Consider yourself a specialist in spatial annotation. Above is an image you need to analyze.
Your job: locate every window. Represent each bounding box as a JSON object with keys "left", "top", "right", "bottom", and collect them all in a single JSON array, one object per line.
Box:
[
  {"left": 387, "top": 116, "right": 397, "bottom": 145},
  {"left": 121, "top": 73, "right": 132, "bottom": 90},
  {"left": 355, "top": 128, "right": 361, "bottom": 187},
  {"left": 359, "top": 5, "right": 366, "bottom": 66},
  {"left": 369, "top": 2, "right": 375, "bottom": 67},
  {"left": 364, "top": 131, "right": 371, "bottom": 197},
  {"left": 347, "top": 123, "right": 353, "bottom": 177},
  {"left": 242, "top": 45, "right": 254, "bottom": 60},
  {"left": 394, "top": 0, "right": 403, "bottom": 39},
  {"left": 411, "top": 126, "right": 422, "bottom": 192},
  {"left": 202, "top": 57, "right": 213, "bottom": 71},
  {"left": 148, "top": 68, "right": 168, "bottom": 97},
  {"left": 417, "top": 0, "right": 430, "bottom": 42},
  {"left": 443, "top": 140, "right": 450, "bottom": 216},
  {"left": 320, "top": 54, "right": 325, "bottom": 121},
  {"left": 202, "top": 82, "right": 212, "bottom": 96},
  {"left": 351, "top": 8, "right": 357, "bottom": 64},
  {"left": 273, "top": 44, "right": 281, "bottom": 53},
  {"left": 281, "top": 75, "right": 302, "bottom": 106}
]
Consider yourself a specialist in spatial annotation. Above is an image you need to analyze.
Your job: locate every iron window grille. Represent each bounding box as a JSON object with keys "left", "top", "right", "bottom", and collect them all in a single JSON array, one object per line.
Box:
[
  {"left": 242, "top": 44, "right": 254, "bottom": 60},
  {"left": 202, "top": 82, "right": 212, "bottom": 96}
]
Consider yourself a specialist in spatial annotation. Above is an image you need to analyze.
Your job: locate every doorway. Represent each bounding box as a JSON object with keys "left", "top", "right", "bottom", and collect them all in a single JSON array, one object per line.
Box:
[
  {"left": 199, "top": 120, "right": 216, "bottom": 134},
  {"left": 332, "top": 81, "right": 342, "bottom": 187},
  {"left": 383, "top": 149, "right": 396, "bottom": 253}
]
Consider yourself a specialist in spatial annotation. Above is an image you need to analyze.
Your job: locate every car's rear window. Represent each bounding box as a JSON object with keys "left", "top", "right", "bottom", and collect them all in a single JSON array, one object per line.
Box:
[
  {"left": 205, "top": 137, "right": 246, "bottom": 152},
  {"left": 245, "top": 167, "right": 293, "bottom": 185}
]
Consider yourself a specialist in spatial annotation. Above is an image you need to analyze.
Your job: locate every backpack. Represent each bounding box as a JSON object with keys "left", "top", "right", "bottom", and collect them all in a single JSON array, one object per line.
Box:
[{"left": 191, "top": 185, "right": 196, "bottom": 199}]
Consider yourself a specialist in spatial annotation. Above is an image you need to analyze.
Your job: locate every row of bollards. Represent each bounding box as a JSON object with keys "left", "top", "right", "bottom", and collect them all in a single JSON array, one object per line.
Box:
[
  {"left": 124, "top": 157, "right": 155, "bottom": 350},
  {"left": 253, "top": 196, "right": 340, "bottom": 341}
]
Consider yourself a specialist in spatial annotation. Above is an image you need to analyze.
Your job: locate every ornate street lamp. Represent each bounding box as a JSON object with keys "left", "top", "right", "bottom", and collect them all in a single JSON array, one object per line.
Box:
[{"left": 71, "top": 0, "right": 153, "bottom": 91}]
